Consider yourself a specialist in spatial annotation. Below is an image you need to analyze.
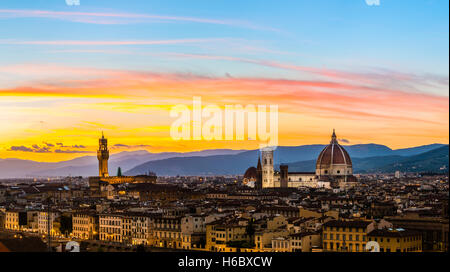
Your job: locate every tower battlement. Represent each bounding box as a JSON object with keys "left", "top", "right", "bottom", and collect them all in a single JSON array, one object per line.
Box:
[{"left": 97, "top": 132, "right": 109, "bottom": 177}]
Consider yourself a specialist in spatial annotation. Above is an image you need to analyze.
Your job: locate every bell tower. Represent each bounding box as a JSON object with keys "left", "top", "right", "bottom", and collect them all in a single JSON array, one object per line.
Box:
[
  {"left": 261, "top": 147, "right": 274, "bottom": 188},
  {"left": 97, "top": 132, "right": 109, "bottom": 177}
]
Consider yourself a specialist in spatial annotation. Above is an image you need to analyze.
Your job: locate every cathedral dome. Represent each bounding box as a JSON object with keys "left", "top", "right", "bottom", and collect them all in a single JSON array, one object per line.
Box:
[
  {"left": 316, "top": 130, "right": 353, "bottom": 176},
  {"left": 244, "top": 167, "right": 257, "bottom": 180}
]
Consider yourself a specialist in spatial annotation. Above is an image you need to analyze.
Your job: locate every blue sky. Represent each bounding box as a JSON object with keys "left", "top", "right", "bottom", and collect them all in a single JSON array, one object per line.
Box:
[{"left": 0, "top": 0, "right": 448, "bottom": 81}]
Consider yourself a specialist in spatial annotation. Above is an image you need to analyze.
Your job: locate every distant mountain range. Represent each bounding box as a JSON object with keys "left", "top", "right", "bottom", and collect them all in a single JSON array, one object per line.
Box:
[
  {"left": 0, "top": 149, "right": 245, "bottom": 178},
  {"left": 285, "top": 146, "right": 449, "bottom": 174},
  {"left": 124, "top": 143, "right": 448, "bottom": 177},
  {"left": 0, "top": 143, "right": 446, "bottom": 178}
]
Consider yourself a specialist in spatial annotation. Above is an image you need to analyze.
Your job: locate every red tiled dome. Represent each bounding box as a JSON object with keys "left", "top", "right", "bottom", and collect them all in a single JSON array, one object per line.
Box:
[
  {"left": 244, "top": 167, "right": 257, "bottom": 179},
  {"left": 316, "top": 130, "right": 352, "bottom": 169}
]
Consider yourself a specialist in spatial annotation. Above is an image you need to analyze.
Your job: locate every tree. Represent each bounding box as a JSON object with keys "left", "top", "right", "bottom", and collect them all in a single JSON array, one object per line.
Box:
[{"left": 117, "top": 167, "right": 122, "bottom": 177}]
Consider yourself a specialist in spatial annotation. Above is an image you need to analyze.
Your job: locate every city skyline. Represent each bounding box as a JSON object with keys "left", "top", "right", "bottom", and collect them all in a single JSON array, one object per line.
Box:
[{"left": 1, "top": 0, "right": 449, "bottom": 162}]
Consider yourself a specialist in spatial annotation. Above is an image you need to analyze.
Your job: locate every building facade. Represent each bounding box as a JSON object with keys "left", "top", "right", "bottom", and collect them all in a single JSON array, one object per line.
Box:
[
  {"left": 99, "top": 213, "right": 123, "bottom": 243},
  {"left": 322, "top": 220, "right": 373, "bottom": 252},
  {"left": 367, "top": 229, "right": 422, "bottom": 252},
  {"left": 38, "top": 211, "right": 61, "bottom": 236},
  {"left": 72, "top": 212, "right": 99, "bottom": 240}
]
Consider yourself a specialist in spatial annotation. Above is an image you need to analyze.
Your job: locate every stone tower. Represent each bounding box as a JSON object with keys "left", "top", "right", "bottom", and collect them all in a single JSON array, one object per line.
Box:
[
  {"left": 97, "top": 132, "right": 109, "bottom": 177},
  {"left": 261, "top": 147, "right": 274, "bottom": 188},
  {"left": 280, "top": 164, "right": 289, "bottom": 188}
]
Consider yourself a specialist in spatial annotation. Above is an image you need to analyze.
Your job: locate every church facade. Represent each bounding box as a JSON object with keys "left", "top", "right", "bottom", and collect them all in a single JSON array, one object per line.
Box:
[{"left": 250, "top": 130, "right": 358, "bottom": 190}]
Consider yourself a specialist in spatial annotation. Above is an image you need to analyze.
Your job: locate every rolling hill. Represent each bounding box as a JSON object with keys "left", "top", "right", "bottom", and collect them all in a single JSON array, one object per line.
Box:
[{"left": 362, "top": 145, "right": 449, "bottom": 173}]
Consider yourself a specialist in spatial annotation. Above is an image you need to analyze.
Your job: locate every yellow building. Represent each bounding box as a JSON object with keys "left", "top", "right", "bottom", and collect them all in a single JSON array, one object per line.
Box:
[
  {"left": 289, "top": 232, "right": 322, "bottom": 252},
  {"left": 150, "top": 215, "right": 183, "bottom": 249},
  {"left": 130, "top": 214, "right": 151, "bottom": 246},
  {"left": 5, "top": 210, "right": 21, "bottom": 231},
  {"left": 367, "top": 228, "right": 422, "bottom": 252},
  {"left": 206, "top": 218, "right": 250, "bottom": 252},
  {"left": 38, "top": 211, "right": 61, "bottom": 236},
  {"left": 72, "top": 212, "right": 99, "bottom": 240},
  {"left": 266, "top": 231, "right": 321, "bottom": 252},
  {"left": 4, "top": 210, "right": 38, "bottom": 232},
  {"left": 99, "top": 213, "right": 123, "bottom": 243},
  {"left": 322, "top": 220, "right": 373, "bottom": 252},
  {"left": 255, "top": 229, "right": 289, "bottom": 251}
]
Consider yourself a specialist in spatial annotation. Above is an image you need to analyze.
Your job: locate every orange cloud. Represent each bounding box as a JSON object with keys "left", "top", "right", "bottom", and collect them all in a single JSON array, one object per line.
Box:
[{"left": 1, "top": 64, "right": 448, "bottom": 161}]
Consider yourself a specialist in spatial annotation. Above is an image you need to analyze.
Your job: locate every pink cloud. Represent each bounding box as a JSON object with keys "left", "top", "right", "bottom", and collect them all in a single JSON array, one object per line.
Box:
[
  {"left": 1, "top": 38, "right": 226, "bottom": 46},
  {"left": 1, "top": 65, "right": 447, "bottom": 127}
]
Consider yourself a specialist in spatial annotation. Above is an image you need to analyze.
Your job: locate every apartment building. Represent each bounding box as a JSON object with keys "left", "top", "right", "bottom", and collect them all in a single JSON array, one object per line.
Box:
[
  {"left": 322, "top": 220, "right": 373, "bottom": 252},
  {"left": 99, "top": 213, "right": 123, "bottom": 243},
  {"left": 38, "top": 211, "right": 61, "bottom": 236},
  {"left": 150, "top": 215, "right": 183, "bottom": 249},
  {"left": 367, "top": 228, "right": 422, "bottom": 252},
  {"left": 72, "top": 211, "right": 99, "bottom": 240}
]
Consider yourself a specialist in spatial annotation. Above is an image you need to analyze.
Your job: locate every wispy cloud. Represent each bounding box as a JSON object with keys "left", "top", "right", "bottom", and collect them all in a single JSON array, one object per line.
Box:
[
  {"left": 0, "top": 38, "right": 226, "bottom": 46},
  {"left": 72, "top": 51, "right": 446, "bottom": 94},
  {"left": 1, "top": 64, "right": 447, "bottom": 125},
  {"left": 0, "top": 9, "right": 280, "bottom": 31}
]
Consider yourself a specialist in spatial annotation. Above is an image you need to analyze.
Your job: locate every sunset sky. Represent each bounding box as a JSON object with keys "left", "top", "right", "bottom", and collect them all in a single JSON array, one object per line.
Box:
[{"left": 0, "top": 0, "right": 448, "bottom": 162}]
